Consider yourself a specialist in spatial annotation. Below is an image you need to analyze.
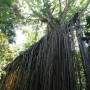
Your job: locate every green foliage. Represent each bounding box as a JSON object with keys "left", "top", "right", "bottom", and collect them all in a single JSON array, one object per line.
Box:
[
  {"left": 0, "top": 0, "right": 14, "bottom": 6},
  {"left": 0, "top": 0, "right": 16, "bottom": 42},
  {"left": 73, "top": 51, "right": 87, "bottom": 89},
  {"left": 0, "top": 33, "right": 16, "bottom": 80},
  {"left": 86, "top": 16, "right": 90, "bottom": 28},
  {"left": 25, "top": 0, "right": 90, "bottom": 24},
  {"left": 23, "top": 29, "right": 45, "bottom": 49}
]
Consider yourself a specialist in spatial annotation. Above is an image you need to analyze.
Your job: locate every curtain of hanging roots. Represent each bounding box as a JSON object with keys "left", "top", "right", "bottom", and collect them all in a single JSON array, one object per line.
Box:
[{"left": 0, "top": 26, "right": 86, "bottom": 90}]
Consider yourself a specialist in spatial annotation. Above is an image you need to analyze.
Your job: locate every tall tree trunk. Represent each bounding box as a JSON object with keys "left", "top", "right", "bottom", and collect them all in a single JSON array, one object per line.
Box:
[
  {"left": 75, "top": 15, "right": 90, "bottom": 90},
  {"left": 0, "top": 24, "right": 78, "bottom": 90}
]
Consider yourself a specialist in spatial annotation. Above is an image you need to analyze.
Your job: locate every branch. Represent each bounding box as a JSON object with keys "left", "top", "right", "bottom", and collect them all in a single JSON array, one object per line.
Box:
[{"left": 59, "top": 0, "right": 62, "bottom": 13}]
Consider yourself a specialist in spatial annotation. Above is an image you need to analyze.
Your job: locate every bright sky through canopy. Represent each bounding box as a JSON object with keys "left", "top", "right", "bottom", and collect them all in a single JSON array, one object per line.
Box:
[{"left": 15, "top": 30, "right": 25, "bottom": 45}]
